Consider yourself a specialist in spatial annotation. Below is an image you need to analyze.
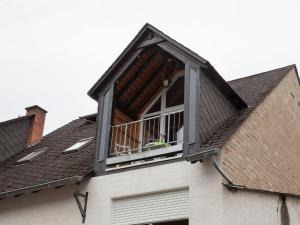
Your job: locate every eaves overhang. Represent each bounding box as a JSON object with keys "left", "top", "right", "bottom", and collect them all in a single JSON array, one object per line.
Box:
[
  {"left": 224, "top": 183, "right": 300, "bottom": 200},
  {"left": 0, "top": 176, "right": 84, "bottom": 200},
  {"left": 0, "top": 115, "right": 33, "bottom": 127},
  {"left": 87, "top": 23, "right": 247, "bottom": 110}
]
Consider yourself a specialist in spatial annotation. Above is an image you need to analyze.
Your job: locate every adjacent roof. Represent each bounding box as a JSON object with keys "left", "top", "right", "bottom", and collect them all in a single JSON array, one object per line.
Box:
[
  {"left": 200, "top": 65, "right": 295, "bottom": 151},
  {"left": 0, "top": 65, "right": 295, "bottom": 199},
  {"left": 0, "top": 115, "right": 33, "bottom": 163},
  {"left": 0, "top": 118, "right": 96, "bottom": 198}
]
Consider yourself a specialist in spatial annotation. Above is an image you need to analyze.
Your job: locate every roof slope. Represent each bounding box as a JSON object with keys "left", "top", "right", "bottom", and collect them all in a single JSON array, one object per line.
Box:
[
  {"left": 0, "top": 115, "right": 32, "bottom": 163},
  {"left": 200, "top": 65, "right": 295, "bottom": 151},
  {"left": 88, "top": 23, "right": 206, "bottom": 99},
  {"left": 88, "top": 23, "right": 247, "bottom": 110},
  {"left": 0, "top": 65, "right": 295, "bottom": 198},
  {"left": 0, "top": 118, "right": 96, "bottom": 195}
]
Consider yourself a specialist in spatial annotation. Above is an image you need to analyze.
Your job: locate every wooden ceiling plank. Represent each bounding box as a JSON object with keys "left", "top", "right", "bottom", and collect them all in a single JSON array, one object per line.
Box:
[
  {"left": 115, "top": 102, "right": 138, "bottom": 121},
  {"left": 116, "top": 48, "right": 161, "bottom": 98},
  {"left": 125, "top": 60, "right": 166, "bottom": 108},
  {"left": 134, "top": 63, "right": 177, "bottom": 112}
]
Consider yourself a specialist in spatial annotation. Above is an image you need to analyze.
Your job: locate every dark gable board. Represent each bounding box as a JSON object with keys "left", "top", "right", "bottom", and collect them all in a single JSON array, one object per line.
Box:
[{"left": 90, "top": 24, "right": 248, "bottom": 173}]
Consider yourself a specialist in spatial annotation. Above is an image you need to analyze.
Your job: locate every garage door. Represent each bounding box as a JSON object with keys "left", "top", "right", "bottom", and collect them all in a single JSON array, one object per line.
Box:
[{"left": 112, "top": 189, "right": 189, "bottom": 225}]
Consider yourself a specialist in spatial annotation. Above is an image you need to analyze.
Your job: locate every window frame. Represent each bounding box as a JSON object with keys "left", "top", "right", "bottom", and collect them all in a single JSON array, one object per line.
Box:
[
  {"left": 63, "top": 137, "right": 93, "bottom": 154},
  {"left": 139, "top": 72, "right": 184, "bottom": 147},
  {"left": 16, "top": 148, "right": 47, "bottom": 164},
  {"left": 141, "top": 72, "right": 184, "bottom": 118}
]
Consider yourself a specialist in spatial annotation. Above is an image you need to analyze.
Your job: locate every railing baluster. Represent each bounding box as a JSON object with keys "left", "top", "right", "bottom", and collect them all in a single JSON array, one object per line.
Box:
[
  {"left": 173, "top": 113, "right": 175, "bottom": 142},
  {"left": 115, "top": 126, "right": 118, "bottom": 155},
  {"left": 128, "top": 123, "right": 132, "bottom": 152},
  {"left": 142, "top": 120, "right": 146, "bottom": 149},
  {"left": 178, "top": 112, "right": 181, "bottom": 142},
  {"left": 109, "top": 109, "right": 184, "bottom": 157},
  {"left": 158, "top": 117, "right": 160, "bottom": 142},
  {"left": 110, "top": 127, "right": 114, "bottom": 155},
  {"left": 147, "top": 119, "right": 150, "bottom": 145},
  {"left": 167, "top": 113, "right": 170, "bottom": 143},
  {"left": 124, "top": 124, "right": 128, "bottom": 153},
  {"left": 134, "top": 121, "right": 137, "bottom": 151},
  {"left": 152, "top": 118, "right": 156, "bottom": 141},
  {"left": 119, "top": 125, "right": 122, "bottom": 152}
]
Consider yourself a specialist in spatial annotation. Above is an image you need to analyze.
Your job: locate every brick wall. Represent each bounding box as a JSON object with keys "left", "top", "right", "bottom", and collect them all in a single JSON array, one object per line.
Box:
[
  {"left": 26, "top": 106, "right": 47, "bottom": 146},
  {"left": 221, "top": 68, "right": 300, "bottom": 195}
]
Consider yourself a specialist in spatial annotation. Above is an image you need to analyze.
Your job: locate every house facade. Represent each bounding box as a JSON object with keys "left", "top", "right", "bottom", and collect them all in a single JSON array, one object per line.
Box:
[{"left": 0, "top": 24, "right": 299, "bottom": 225}]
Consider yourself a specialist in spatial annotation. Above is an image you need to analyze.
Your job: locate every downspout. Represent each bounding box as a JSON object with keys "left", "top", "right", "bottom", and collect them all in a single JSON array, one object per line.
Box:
[
  {"left": 198, "top": 148, "right": 241, "bottom": 186},
  {"left": 187, "top": 148, "right": 245, "bottom": 188},
  {"left": 211, "top": 153, "right": 234, "bottom": 185}
]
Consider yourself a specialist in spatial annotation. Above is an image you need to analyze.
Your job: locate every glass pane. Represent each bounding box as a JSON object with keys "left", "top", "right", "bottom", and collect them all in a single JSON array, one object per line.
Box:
[
  {"left": 64, "top": 138, "right": 92, "bottom": 152},
  {"left": 17, "top": 148, "right": 46, "bottom": 163},
  {"left": 166, "top": 76, "right": 184, "bottom": 108},
  {"left": 146, "top": 97, "right": 161, "bottom": 114}
]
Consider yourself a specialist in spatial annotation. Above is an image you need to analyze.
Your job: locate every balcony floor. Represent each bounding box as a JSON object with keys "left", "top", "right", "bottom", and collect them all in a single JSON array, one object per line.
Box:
[{"left": 106, "top": 144, "right": 183, "bottom": 166}]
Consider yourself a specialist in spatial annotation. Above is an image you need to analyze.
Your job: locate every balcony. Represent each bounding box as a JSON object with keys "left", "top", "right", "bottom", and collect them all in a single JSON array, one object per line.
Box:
[{"left": 107, "top": 109, "right": 184, "bottom": 167}]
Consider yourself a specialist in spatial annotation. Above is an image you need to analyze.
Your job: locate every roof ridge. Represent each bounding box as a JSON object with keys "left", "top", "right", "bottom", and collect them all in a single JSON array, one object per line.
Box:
[
  {"left": 228, "top": 64, "right": 295, "bottom": 83},
  {"left": 41, "top": 118, "right": 81, "bottom": 139},
  {"left": 0, "top": 115, "right": 32, "bottom": 127}
]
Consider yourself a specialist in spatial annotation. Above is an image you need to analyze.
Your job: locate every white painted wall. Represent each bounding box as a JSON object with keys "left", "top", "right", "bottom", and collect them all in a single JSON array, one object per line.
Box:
[{"left": 0, "top": 161, "right": 299, "bottom": 225}]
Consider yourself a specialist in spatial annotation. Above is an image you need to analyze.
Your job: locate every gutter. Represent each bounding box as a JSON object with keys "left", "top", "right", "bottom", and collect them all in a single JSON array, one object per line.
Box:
[
  {"left": 224, "top": 183, "right": 300, "bottom": 200},
  {"left": 0, "top": 176, "right": 83, "bottom": 199},
  {"left": 186, "top": 147, "right": 300, "bottom": 201},
  {"left": 203, "top": 148, "right": 300, "bottom": 200},
  {"left": 209, "top": 149, "right": 242, "bottom": 187},
  {"left": 211, "top": 153, "right": 234, "bottom": 185}
]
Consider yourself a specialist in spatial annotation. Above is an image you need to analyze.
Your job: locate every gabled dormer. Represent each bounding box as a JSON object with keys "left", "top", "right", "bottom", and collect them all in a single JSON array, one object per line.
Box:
[{"left": 88, "top": 24, "right": 247, "bottom": 174}]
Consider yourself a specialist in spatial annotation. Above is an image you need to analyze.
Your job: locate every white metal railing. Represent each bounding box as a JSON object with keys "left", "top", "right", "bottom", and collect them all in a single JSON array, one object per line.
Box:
[{"left": 110, "top": 110, "right": 184, "bottom": 157}]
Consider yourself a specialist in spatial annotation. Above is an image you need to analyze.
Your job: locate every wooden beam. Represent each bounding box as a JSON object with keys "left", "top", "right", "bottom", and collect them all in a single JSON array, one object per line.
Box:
[
  {"left": 157, "top": 42, "right": 207, "bottom": 68},
  {"left": 117, "top": 48, "right": 161, "bottom": 98},
  {"left": 125, "top": 60, "right": 166, "bottom": 108},
  {"left": 137, "top": 32, "right": 165, "bottom": 49},
  {"left": 91, "top": 48, "right": 143, "bottom": 98},
  {"left": 115, "top": 102, "right": 138, "bottom": 121}
]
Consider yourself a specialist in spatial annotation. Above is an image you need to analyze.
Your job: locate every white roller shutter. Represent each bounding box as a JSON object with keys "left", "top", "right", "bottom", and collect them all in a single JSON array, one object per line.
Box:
[{"left": 112, "top": 189, "right": 189, "bottom": 225}]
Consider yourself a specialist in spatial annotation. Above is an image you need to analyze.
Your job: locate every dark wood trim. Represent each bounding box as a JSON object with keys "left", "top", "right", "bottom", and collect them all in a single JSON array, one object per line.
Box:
[
  {"left": 94, "top": 85, "right": 114, "bottom": 174},
  {"left": 117, "top": 48, "right": 161, "bottom": 98},
  {"left": 92, "top": 48, "right": 143, "bottom": 98},
  {"left": 205, "top": 65, "right": 248, "bottom": 109},
  {"left": 183, "top": 64, "right": 201, "bottom": 157},
  {"left": 157, "top": 42, "right": 206, "bottom": 68},
  {"left": 95, "top": 94, "right": 104, "bottom": 163},
  {"left": 88, "top": 23, "right": 209, "bottom": 99},
  {"left": 137, "top": 32, "right": 165, "bottom": 49}
]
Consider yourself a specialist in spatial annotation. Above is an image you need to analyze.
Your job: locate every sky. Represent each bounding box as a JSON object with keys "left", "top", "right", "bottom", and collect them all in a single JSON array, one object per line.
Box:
[{"left": 0, "top": 0, "right": 300, "bottom": 134}]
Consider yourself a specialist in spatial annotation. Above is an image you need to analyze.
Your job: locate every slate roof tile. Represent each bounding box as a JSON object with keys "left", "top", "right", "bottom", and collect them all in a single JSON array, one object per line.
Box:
[
  {"left": 0, "top": 118, "right": 96, "bottom": 193},
  {"left": 0, "top": 65, "right": 295, "bottom": 195},
  {"left": 200, "top": 65, "right": 294, "bottom": 151}
]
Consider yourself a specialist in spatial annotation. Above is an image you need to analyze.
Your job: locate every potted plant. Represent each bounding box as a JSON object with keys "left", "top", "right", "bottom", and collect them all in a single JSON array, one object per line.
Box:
[{"left": 145, "top": 133, "right": 170, "bottom": 150}]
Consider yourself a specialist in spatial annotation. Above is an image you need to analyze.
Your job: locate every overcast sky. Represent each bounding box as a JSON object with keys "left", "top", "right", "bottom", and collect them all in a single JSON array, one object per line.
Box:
[{"left": 1, "top": 0, "right": 300, "bottom": 134}]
